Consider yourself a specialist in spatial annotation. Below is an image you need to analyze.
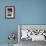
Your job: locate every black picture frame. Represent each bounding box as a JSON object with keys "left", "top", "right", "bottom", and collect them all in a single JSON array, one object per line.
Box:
[{"left": 5, "top": 6, "right": 15, "bottom": 19}]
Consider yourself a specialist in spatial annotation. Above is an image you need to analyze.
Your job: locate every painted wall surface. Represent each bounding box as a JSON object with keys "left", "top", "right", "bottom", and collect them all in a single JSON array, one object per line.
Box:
[
  {"left": 0, "top": 0, "right": 46, "bottom": 44},
  {"left": 16, "top": 0, "right": 46, "bottom": 24},
  {"left": 0, "top": 0, "right": 17, "bottom": 44}
]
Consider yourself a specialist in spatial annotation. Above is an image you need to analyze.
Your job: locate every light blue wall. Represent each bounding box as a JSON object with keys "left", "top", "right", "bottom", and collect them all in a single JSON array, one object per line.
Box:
[
  {"left": 0, "top": 0, "right": 46, "bottom": 44},
  {"left": 16, "top": 0, "right": 46, "bottom": 24},
  {"left": 0, "top": 0, "right": 18, "bottom": 44}
]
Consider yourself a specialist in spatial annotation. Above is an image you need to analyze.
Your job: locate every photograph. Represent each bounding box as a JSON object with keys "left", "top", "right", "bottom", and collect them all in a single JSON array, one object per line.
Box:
[{"left": 5, "top": 6, "right": 15, "bottom": 19}]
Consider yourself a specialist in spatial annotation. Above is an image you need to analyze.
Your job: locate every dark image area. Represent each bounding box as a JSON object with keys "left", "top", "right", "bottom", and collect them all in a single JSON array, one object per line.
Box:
[
  {"left": 8, "top": 8, "right": 12, "bottom": 12},
  {"left": 7, "top": 14, "right": 11, "bottom": 16}
]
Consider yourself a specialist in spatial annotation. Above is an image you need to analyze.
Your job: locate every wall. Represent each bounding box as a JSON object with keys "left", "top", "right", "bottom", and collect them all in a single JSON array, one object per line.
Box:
[
  {"left": 16, "top": 0, "right": 46, "bottom": 24},
  {"left": 0, "top": 0, "right": 18, "bottom": 44},
  {"left": 0, "top": 0, "right": 46, "bottom": 45}
]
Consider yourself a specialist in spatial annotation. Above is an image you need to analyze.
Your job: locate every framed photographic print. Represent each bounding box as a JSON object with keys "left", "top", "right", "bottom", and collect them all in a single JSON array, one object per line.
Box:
[
  {"left": 5, "top": 6, "right": 15, "bottom": 19},
  {"left": 18, "top": 24, "right": 46, "bottom": 42}
]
